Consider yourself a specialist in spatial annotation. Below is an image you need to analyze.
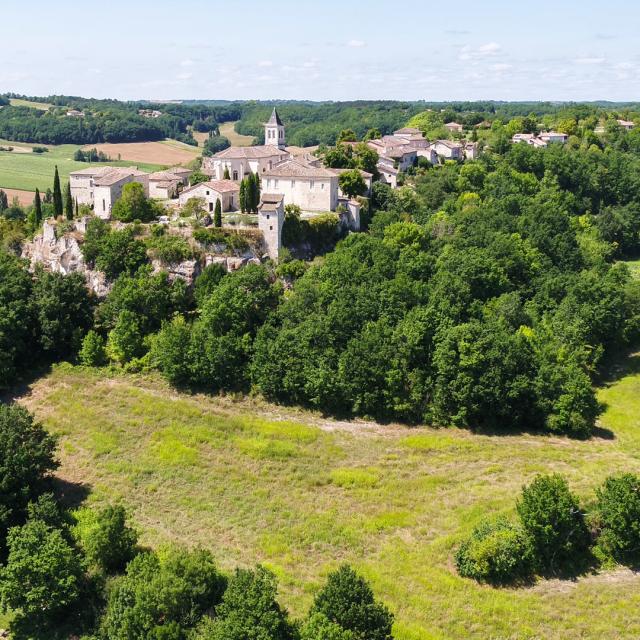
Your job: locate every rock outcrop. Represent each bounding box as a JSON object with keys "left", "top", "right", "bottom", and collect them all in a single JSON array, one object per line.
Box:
[{"left": 22, "top": 218, "right": 112, "bottom": 297}]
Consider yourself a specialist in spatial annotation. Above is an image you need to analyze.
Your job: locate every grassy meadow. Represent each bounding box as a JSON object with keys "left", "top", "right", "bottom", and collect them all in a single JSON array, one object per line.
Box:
[
  {"left": 8, "top": 98, "right": 54, "bottom": 111},
  {"left": 0, "top": 141, "right": 164, "bottom": 193},
  {"left": 219, "top": 121, "right": 255, "bottom": 146},
  {"left": 15, "top": 346, "right": 640, "bottom": 640}
]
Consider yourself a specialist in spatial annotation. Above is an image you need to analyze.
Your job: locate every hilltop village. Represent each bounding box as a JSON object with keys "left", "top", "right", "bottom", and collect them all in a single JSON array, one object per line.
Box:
[{"left": 56, "top": 109, "right": 484, "bottom": 262}]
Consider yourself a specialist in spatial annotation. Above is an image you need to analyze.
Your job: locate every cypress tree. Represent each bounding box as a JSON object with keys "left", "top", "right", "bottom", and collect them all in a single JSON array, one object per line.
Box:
[
  {"left": 239, "top": 179, "right": 246, "bottom": 213},
  {"left": 64, "top": 181, "right": 73, "bottom": 220},
  {"left": 0, "top": 189, "right": 8, "bottom": 213},
  {"left": 254, "top": 173, "right": 261, "bottom": 213},
  {"left": 34, "top": 188, "right": 42, "bottom": 226},
  {"left": 52, "top": 165, "right": 63, "bottom": 217},
  {"left": 223, "top": 166, "right": 230, "bottom": 180},
  {"left": 214, "top": 199, "right": 222, "bottom": 228},
  {"left": 74, "top": 197, "right": 79, "bottom": 218},
  {"left": 44, "top": 188, "right": 53, "bottom": 204}
]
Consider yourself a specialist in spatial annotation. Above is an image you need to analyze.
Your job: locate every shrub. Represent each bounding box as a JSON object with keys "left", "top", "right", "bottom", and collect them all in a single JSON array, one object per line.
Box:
[
  {"left": 517, "top": 474, "right": 591, "bottom": 573},
  {"left": 106, "top": 310, "right": 145, "bottom": 364},
  {"left": 79, "top": 330, "right": 107, "bottom": 366},
  {"left": 595, "top": 473, "right": 640, "bottom": 565},
  {"left": 194, "top": 263, "right": 226, "bottom": 307},
  {"left": 111, "top": 182, "right": 157, "bottom": 223},
  {"left": 94, "top": 228, "right": 148, "bottom": 281},
  {"left": 0, "top": 404, "right": 58, "bottom": 542},
  {"left": 100, "top": 548, "right": 226, "bottom": 640},
  {"left": 301, "top": 613, "right": 355, "bottom": 640},
  {"left": 310, "top": 564, "right": 393, "bottom": 640},
  {"left": 193, "top": 228, "right": 249, "bottom": 252},
  {"left": 72, "top": 505, "right": 139, "bottom": 574},
  {"left": 196, "top": 565, "right": 296, "bottom": 640},
  {"left": 0, "top": 519, "right": 84, "bottom": 629},
  {"left": 147, "top": 234, "right": 193, "bottom": 264},
  {"left": 455, "top": 517, "right": 535, "bottom": 584}
]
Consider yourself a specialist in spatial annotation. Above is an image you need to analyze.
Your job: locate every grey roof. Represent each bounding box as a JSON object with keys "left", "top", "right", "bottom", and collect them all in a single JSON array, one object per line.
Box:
[
  {"left": 264, "top": 159, "right": 337, "bottom": 179},
  {"left": 259, "top": 193, "right": 284, "bottom": 212},
  {"left": 213, "top": 145, "right": 287, "bottom": 160},
  {"left": 180, "top": 180, "right": 239, "bottom": 196},
  {"left": 266, "top": 107, "right": 283, "bottom": 126},
  {"left": 94, "top": 168, "right": 148, "bottom": 186}
]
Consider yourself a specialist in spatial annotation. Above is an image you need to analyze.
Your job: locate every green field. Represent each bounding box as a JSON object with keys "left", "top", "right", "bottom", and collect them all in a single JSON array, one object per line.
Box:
[
  {"left": 0, "top": 142, "right": 164, "bottom": 193},
  {"left": 8, "top": 98, "right": 55, "bottom": 111},
  {"left": 16, "top": 346, "right": 640, "bottom": 640}
]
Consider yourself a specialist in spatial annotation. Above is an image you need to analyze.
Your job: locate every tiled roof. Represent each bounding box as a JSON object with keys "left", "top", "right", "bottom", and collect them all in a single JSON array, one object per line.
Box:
[
  {"left": 394, "top": 127, "right": 422, "bottom": 135},
  {"left": 94, "top": 168, "right": 148, "bottom": 186},
  {"left": 259, "top": 193, "right": 284, "bottom": 211},
  {"left": 212, "top": 145, "right": 287, "bottom": 160},
  {"left": 148, "top": 171, "right": 183, "bottom": 182},
  {"left": 181, "top": 180, "right": 239, "bottom": 196},
  {"left": 263, "top": 159, "right": 337, "bottom": 179},
  {"left": 69, "top": 166, "right": 114, "bottom": 177},
  {"left": 328, "top": 167, "right": 373, "bottom": 178}
]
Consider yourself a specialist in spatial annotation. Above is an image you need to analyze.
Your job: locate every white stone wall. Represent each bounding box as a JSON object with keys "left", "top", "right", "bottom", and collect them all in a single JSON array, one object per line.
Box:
[
  {"left": 258, "top": 204, "right": 284, "bottom": 260},
  {"left": 263, "top": 176, "right": 338, "bottom": 212}
]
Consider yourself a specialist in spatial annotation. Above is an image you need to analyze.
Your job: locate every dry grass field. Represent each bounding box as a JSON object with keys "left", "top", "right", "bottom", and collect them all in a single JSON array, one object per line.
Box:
[
  {"left": 14, "top": 340, "right": 640, "bottom": 640},
  {"left": 192, "top": 130, "right": 209, "bottom": 147},
  {"left": 219, "top": 121, "right": 255, "bottom": 146},
  {"left": 8, "top": 98, "right": 54, "bottom": 111},
  {"left": 82, "top": 139, "right": 200, "bottom": 166},
  {"left": 1, "top": 187, "right": 36, "bottom": 206}
]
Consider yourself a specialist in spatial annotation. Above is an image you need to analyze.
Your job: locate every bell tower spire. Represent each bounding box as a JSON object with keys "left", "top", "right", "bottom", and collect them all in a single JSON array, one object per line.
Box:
[{"left": 264, "top": 107, "right": 286, "bottom": 150}]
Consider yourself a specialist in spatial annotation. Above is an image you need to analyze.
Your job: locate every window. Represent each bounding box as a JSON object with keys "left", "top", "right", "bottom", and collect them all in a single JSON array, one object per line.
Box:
[
  {"left": 270, "top": 225, "right": 273, "bottom": 231},
  {"left": 209, "top": 202, "right": 213, "bottom": 212},
  {"left": 233, "top": 171, "right": 238, "bottom": 181},
  {"left": 266, "top": 214, "right": 270, "bottom": 220},
  {"left": 102, "top": 199, "right": 106, "bottom": 211},
  {"left": 310, "top": 180, "right": 314, "bottom": 189},
  {"left": 291, "top": 180, "right": 296, "bottom": 188},
  {"left": 321, "top": 182, "right": 325, "bottom": 190},
  {"left": 206, "top": 190, "right": 210, "bottom": 195}
]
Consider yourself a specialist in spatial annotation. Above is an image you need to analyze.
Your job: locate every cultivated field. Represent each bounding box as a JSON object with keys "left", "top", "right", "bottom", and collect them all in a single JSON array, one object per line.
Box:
[
  {"left": 1, "top": 187, "right": 37, "bottom": 206},
  {"left": 8, "top": 98, "right": 54, "bottom": 111},
  {"left": 219, "top": 121, "right": 255, "bottom": 146},
  {"left": 82, "top": 139, "right": 200, "bottom": 166},
  {"left": 192, "top": 130, "right": 209, "bottom": 147},
  {"left": 0, "top": 143, "right": 164, "bottom": 193},
  {"left": 16, "top": 343, "right": 640, "bottom": 640}
]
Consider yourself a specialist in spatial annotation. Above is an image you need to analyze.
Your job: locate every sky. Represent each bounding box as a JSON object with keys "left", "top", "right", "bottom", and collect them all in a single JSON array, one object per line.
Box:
[{"left": 1, "top": 0, "right": 639, "bottom": 102}]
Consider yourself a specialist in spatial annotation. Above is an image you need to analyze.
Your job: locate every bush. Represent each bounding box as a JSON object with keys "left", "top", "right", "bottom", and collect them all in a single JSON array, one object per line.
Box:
[
  {"left": 94, "top": 228, "right": 148, "bottom": 281},
  {"left": 195, "top": 565, "right": 296, "bottom": 640},
  {"left": 111, "top": 182, "right": 157, "bottom": 223},
  {"left": 100, "top": 548, "right": 226, "bottom": 640},
  {"left": 146, "top": 234, "right": 193, "bottom": 264},
  {"left": 595, "top": 473, "right": 640, "bottom": 565},
  {"left": 193, "top": 228, "right": 249, "bottom": 252},
  {"left": 455, "top": 517, "right": 535, "bottom": 584},
  {"left": 310, "top": 565, "right": 393, "bottom": 640},
  {"left": 79, "top": 330, "right": 107, "bottom": 366},
  {"left": 0, "top": 519, "right": 85, "bottom": 630},
  {"left": 72, "top": 505, "right": 138, "bottom": 574},
  {"left": 0, "top": 404, "right": 58, "bottom": 543},
  {"left": 106, "top": 310, "right": 145, "bottom": 364},
  {"left": 516, "top": 474, "right": 591, "bottom": 573},
  {"left": 194, "top": 263, "right": 227, "bottom": 306}
]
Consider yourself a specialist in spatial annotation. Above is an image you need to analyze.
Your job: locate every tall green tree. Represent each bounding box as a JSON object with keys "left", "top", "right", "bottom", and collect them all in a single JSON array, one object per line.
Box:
[
  {"left": 214, "top": 198, "right": 222, "bottom": 227},
  {"left": 223, "top": 166, "right": 231, "bottom": 179},
  {"left": 33, "top": 188, "right": 42, "bottom": 226},
  {"left": 52, "top": 165, "right": 63, "bottom": 217},
  {"left": 64, "top": 181, "right": 73, "bottom": 220},
  {"left": 239, "top": 179, "right": 247, "bottom": 213}
]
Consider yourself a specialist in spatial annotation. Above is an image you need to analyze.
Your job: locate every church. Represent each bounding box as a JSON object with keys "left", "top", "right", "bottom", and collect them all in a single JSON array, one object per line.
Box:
[{"left": 202, "top": 109, "right": 290, "bottom": 181}]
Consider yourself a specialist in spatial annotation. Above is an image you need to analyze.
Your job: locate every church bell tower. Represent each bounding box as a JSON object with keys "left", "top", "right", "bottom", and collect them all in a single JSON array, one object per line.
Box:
[{"left": 264, "top": 107, "right": 286, "bottom": 150}]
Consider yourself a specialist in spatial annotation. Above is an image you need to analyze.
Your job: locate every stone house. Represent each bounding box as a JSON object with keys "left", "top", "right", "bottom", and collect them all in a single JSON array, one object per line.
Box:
[
  {"left": 432, "top": 140, "right": 463, "bottom": 160},
  {"left": 539, "top": 131, "right": 568, "bottom": 144},
  {"left": 178, "top": 180, "right": 240, "bottom": 213},
  {"left": 617, "top": 119, "right": 635, "bottom": 131},
  {"left": 148, "top": 168, "right": 192, "bottom": 199},
  {"left": 91, "top": 168, "right": 149, "bottom": 219},
  {"left": 445, "top": 122, "right": 464, "bottom": 134},
  {"left": 262, "top": 159, "right": 339, "bottom": 213}
]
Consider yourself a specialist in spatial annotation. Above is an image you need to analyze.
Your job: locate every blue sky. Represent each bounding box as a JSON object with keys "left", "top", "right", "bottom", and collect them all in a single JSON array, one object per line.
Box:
[{"left": 1, "top": 0, "right": 639, "bottom": 101}]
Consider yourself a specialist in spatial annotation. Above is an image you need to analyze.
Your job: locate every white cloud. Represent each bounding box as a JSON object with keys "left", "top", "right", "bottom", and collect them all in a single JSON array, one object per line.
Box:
[
  {"left": 574, "top": 57, "right": 606, "bottom": 65},
  {"left": 491, "top": 63, "right": 512, "bottom": 72},
  {"left": 459, "top": 42, "right": 502, "bottom": 61},
  {"left": 347, "top": 39, "right": 366, "bottom": 48},
  {"left": 177, "top": 72, "right": 193, "bottom": 81},
  {"left": 258, "top": 60, "right": 273, "bottom": 67},
  {"left": 180, "top": 58, "right": 194, "bottom": 67}
]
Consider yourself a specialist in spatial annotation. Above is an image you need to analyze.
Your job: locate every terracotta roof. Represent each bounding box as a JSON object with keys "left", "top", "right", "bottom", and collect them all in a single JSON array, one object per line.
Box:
[
  {"left": 329, "top": 167, "right": 373, "bottom": 178},
  {"left": 394, "top": 127, "right": 422, "bottom": 135},
  {"left": 259, "top": 193, "right": 284, "bottom": 212},
  {"left": 435, "top": 140, "right": 463, "bottom": 149},
  {"left": 181, "top": 180, "right": 239, "bottom": 196},
  {"left": 212, "top": 145, "right": 287, "bottom": 160},
  {"left": 94, "top": 168, "right": 148, "bottom": 187},
  {"left": 148, "top": 171, "right": 183, "bottom": 182},
  {"left": 69, "top": 166, "right": 115, "bottom": 177},
  {"left": 263, "top": 159, "right": 337, "bottom": 179}
]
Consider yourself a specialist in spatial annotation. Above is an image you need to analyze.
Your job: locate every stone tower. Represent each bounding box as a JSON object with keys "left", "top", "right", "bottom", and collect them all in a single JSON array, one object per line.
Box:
[
  {"left": 258, "top": 194, "right": 285, "bottom": 260},
  {"left": 264, "top": 108, "right": 286, "bottom": 150}
]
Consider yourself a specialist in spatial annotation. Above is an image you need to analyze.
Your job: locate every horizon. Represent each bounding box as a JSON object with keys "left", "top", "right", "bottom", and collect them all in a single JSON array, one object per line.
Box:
[{"left": 2, "top": 0, "right": 639, "bottom": 103}]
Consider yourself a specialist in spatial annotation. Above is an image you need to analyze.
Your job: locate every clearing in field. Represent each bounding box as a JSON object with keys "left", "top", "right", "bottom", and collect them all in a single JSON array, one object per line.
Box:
[
  {"left": 192, "top": 130, "right": 209, "bottom": 147},
  {"left": 219, "top": 121, "right": 255, "bottom": 146},
  {"left": 1, "top": 187, "right": 36, "bottom": 206},
  {"left": 15, "top": 345, "right": 640, "bottom": 640},
  {"left": 9, "top": 98, "right": 55, "bottom": 111},
  {"left": 82, "top": 140, "right": 200, "bottom": 166}
]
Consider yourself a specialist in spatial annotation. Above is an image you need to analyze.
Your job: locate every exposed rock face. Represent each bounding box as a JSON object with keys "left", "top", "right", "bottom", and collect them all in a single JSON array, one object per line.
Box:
[
  {"left": 22, "top": 219, "right": 113, "bottom": 297},
  {"left": 204, "top": 254, "right": 262, "bottom": 272},
  {"left": 151, "top": 258, "right": 202, "bottom": 284}
]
